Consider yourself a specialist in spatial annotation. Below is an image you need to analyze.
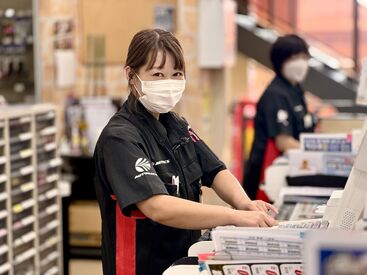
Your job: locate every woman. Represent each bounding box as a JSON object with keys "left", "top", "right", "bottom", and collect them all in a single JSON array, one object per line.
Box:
[
  {"left": 244, "top": 34, "right": 316, "bottom": 200},
  {"left": 94, "top": 29, "right": 277, "bottom": 275}
]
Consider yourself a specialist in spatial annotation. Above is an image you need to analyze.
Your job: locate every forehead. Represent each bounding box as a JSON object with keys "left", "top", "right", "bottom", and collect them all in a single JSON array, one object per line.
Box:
[
  {"left": 151, "top": 51, "right": 174, "bottom": 68},
  {"left": 143, "top": 47, "right": 184, "bottom": 72}
]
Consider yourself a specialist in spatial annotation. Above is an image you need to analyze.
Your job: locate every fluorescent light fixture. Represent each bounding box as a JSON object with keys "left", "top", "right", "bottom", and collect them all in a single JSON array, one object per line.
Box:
[
  {"left": 309, "top": 46, "right": 340, "bottom": 70},
  {"left": 4, "top": 9, "right": 15, "bottom": 18},
  {"left": 308, "top": 57, "right": 323, "bottom": 69},
  {"left": 329, "top": 70, "right": 347, "bottom": 83},
  {"left": 358, "top": 0, "right": 367, "bottom": 8}
]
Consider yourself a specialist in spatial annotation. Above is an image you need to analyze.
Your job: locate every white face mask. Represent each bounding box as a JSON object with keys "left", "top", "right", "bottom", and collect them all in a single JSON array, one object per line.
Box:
[
  {"left": 282, "top": 58, "right": 309, "bottom": 83},
  {"left": 134, "top": 74, "right": 185, "bottom": 114}
]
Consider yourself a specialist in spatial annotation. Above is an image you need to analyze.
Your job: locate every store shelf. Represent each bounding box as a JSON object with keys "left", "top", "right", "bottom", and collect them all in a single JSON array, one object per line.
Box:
[
  {"left": 44, "top": 174, "right": 59, "bottom": 185},
  {"left": 44, "top": 266, "right": 59, "bottom": 275},
  {"left": 11, "top": 165, "right": 34, "bottom": 178},
  {"left": 40, "top": 236, "right": 59, "bottom": 252},
  {"left": 13, "top": 215, "right": 36, "bottom": 231},
  {"left": 40, "top": 220, "right": 59, "bottom": 236},
  {"left": 39, "top": 204, "right": 58, "bottom": 220},
  {"left": 14, "top": 231, "right": 36, "bottom": 248},
  {"left": 9, "top": 116, "right": 32, "bottom": 126},
  {"left": 9, "top": 132, "right": 32, "bottom": 144},
  {"left": 11, "top": 182, "right": 35, "bottom": 197},
  {"left": 0, "top": 229, "right": 7, "bottom": 239},
  {"left": 39, "top": 126, "right": 57, "bottom": 137},
  {"left": 0, "top": 210, "right": 8, "bottom": 220},
  {"left": 0, "top": 245, "right": 8, "bottom": 256},
  {"left": 10, "top": 149, "right": 33, "bottom": 162},
  {"left": 0, "top": 104, "right": 63, "bottom": 275},
  {"left": 12, "top": 198, "right": 35, "bottom": 214},
  {"left": 40, "top": 250, "right": 58, "bottom": 267},
  {"left": 14, "top": 247, "right": 36, "bottom": 265},
  {"left": 36, "top": 112, "right": 55, "bottom": 122},
  {"left": 0, "top": 262, "right": 11, "bottom": 274},
  {"left": 0, "top": 193, "right": 8, "bottom": 203},
  {"left": 38, "top": 158, "right": 62, "bottom": 172},
  {"left": 39, "top": 189, "right": 59, "bottom": 202},
  {"left": 0, "top": 174, "right": 7, "bottom": 184}
]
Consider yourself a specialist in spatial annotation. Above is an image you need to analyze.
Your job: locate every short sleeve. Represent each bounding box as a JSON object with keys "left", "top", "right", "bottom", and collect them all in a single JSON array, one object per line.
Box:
[
  {"left": 188, "top": 128, "right": 227, "bottom": 187},
  {"left": 102, "top": 137, "right": 168, "bottom": 216},
  {"left": 262, "top": 93, "right": 294, "bottom": 138}
]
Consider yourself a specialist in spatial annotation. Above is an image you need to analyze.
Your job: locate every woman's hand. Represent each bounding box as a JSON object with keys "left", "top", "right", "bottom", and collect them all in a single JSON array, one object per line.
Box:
[
  {"left": 232, "top": 209, "right": 278, "bottom": 227},
  {"left": 240, "top": 200, "right": 278, "bottom": 216}
]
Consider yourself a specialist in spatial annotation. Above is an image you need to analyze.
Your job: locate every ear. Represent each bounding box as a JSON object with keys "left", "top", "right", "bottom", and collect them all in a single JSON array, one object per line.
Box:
[{"left": 124, "top": 66, "right": 133, "bottom": 81}]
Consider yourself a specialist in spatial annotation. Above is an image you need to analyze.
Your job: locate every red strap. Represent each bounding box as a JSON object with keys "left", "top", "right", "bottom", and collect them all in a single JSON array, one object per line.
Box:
[
  {"left": 116, "top": 203, "right": 136, "bottom": 275},
  {"left": 256, "top": 139, "right": 281, "bottom": 202}
]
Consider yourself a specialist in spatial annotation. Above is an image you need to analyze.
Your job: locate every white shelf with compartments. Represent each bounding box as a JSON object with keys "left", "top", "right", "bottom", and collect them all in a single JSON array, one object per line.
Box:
[{"left": 0, "top": 104, "right": 63, "bottom": 275}]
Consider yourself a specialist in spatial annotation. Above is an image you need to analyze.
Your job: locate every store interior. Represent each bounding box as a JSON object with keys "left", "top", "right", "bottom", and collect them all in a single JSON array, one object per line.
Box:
[{"left": 1, "top": 0, "right": 367, "bottom": 275}]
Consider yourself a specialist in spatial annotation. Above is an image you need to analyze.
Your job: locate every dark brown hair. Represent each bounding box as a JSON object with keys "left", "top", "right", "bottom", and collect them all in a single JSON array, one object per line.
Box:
[
  {"left": 270, "top": 34, "right": 309, "bottom": 76},
  {"left": 124, "top": 29, "right": 185, "bottom": 112}
]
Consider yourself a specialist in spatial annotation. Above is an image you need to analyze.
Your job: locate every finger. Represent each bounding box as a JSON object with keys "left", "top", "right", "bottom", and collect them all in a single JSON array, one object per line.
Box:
[
  {"left": 259, "top": 202, "right": 268, "bottom": 212},
  {"left": 247, "top": 203, "right": 259, "bottom": 211},
  {"left": 253, "top": 201, "right": 268, "bottom": 212},
  {"left": 266, "top": 203, "right": 279, "bottom": 214},
  {"left": 264, "top": 215, "right": 278, "bottom": 227},
  {"left": 259, "top": 220, "right": 268, "bottom": 227}
]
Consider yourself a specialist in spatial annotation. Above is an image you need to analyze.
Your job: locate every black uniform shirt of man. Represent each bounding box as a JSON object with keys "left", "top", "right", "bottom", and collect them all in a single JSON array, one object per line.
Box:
[
  {"left": 93, "top": 101, "right": 226, "bottom": 275},
  {"left": 244, "top": 75, "right": 316, "bottom": 199}
]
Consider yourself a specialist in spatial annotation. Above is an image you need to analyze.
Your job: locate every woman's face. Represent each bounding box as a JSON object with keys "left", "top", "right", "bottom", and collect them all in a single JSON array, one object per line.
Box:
[
  {"left": 281, "top": 52, "right": 310, "bottom": 84},
  {"left": 127, "top": 50, "right": 185, "bottom": 95}
]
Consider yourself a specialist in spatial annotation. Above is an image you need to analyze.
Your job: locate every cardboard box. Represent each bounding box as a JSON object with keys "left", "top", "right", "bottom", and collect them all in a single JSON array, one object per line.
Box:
[
  {"left": 69, "top": 233, "right": 101, "bottom": 247},
  {"left": 69, "top": 200, "right": 101, "bottom": 234}
]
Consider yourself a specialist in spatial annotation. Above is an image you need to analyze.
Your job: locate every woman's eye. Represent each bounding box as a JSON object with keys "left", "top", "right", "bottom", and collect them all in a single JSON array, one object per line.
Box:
[
  {"left": 173, "top": 72, "right": 183, "bottom": 77},
  {"left": 153, "top": 72, "right": 164, "bottom": 77}
]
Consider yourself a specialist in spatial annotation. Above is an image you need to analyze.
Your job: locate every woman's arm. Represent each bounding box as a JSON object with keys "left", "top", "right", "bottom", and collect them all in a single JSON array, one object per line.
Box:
[
  {"left": 275, "top": 134, "right": 300, "bottom": 152},
  {"left": 136, "top": 194, "right": 277, "bottom": 229},
  {"left": 211, "top": 169, "right": 278, "bottom": 213}
]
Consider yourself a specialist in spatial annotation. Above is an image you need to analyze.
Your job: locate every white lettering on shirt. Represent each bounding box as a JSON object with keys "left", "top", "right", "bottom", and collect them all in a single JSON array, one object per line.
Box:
[{"left": 154, "top": 160, "right": 170, "bottom": 166}]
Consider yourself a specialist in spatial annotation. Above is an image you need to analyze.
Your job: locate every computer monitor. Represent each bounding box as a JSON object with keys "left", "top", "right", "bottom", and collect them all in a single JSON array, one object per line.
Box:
[{"left": 329, "top": 131, "right": 367, "bottom": 229}]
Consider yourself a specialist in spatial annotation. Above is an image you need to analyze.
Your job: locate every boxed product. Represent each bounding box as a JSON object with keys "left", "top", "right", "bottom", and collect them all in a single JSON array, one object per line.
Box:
[
  {"left": 322, "top": 152, "right": 355, "bottom": 177},
  {"left": 69, "top": 200, "right": 101, "bottom": 247},
  {"left": 300, "top": 133, "right": 352, "bottom": 153},
  {"left": 288, "top": 150, "right": 324, "bottom": 177},
  {"left": 288, "top": 149, "right": 355, "bottom": 177}
]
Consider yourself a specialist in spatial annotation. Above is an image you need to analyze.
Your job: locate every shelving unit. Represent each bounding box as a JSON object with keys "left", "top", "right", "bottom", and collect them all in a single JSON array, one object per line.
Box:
[
  {"left": 0, "top": 104, "right": 62, "bottom": 275},
  {"left": 0, "top": 115, "right": 10, "bottom": 275},
  {"left": 0, "top": 0, "right": 40, "bottom": 104}
]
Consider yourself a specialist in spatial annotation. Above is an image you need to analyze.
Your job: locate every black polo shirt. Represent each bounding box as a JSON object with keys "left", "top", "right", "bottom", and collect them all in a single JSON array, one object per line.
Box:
[
  {"left": 244, "top": 75, "right": 315, "bottom": 198},
  {"left": 93, "top": 101, "right": 226, "bottom": 275}
]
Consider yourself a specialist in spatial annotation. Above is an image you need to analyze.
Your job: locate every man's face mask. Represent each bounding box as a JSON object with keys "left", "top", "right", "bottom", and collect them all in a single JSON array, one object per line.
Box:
[{"left": 134, "top": 74, "right": 186, "bottom": 114}]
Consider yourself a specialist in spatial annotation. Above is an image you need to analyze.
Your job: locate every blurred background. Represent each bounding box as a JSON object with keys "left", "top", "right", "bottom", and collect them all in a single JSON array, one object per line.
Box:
[{"left": 1, "top": 0, "right": 367, "bottom": 274}]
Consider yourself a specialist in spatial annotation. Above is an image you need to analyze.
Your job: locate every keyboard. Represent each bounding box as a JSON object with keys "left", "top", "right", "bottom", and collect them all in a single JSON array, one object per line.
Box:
[{"left": 276, "top": 218, "right": 329, "bottom": 229}]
